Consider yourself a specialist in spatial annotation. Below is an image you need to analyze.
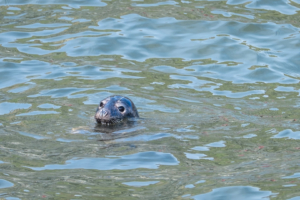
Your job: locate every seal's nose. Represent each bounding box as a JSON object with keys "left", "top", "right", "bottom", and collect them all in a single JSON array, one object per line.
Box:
[{"left": 99, "top": 109, "right": 108, "bottom": 117}]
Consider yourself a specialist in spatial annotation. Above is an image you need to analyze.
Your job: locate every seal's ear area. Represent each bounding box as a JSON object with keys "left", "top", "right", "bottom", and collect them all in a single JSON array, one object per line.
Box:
[
  {"left": 118, "top": 97, "right": 139, "bottom": 117},
  {"left": 119, "top": 98, "right": 132, "bottom": 106},
  {"left": 123, "top": 97, "right": 139, "bottom": 118}
]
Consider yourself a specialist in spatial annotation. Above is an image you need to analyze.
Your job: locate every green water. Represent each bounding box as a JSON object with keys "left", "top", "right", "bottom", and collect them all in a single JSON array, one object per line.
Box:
[{"left": 1, "top": 0, "right": 300, "bottom": 199}]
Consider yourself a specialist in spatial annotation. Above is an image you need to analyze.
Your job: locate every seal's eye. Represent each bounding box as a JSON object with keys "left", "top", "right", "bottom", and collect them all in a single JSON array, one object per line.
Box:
[
  {"left": 118, "top": 106, "right": 125, "bottom": 112},
  {"left": 100, "top": 102, "right": 103, "bottom": 107}
]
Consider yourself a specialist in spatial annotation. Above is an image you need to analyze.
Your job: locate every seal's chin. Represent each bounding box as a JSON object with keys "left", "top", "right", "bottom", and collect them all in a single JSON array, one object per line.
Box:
[{"left": 96, "top": 118, "right": 123, "bottom": 125}]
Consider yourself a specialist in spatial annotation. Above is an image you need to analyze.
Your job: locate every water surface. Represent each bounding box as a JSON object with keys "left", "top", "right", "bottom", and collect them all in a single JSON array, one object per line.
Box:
[{"left": 1, "top": 0, "right": 300, "bottom": 199}]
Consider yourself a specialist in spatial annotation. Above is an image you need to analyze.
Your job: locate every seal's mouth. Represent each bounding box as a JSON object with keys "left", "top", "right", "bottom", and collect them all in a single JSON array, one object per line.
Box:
[{"left": 96, "top": 118, "right": 123, "bottom": 125}]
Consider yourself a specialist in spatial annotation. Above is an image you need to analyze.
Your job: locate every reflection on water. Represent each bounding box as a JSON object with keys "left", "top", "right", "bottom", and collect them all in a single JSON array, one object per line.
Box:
[
  {"left": 28, "top": 151, "right": 179, "bottom": 170},
  {"left": 16, "top": 110, "right": 60, "bottom": 116},
  {"left": 283, "top": 173, "right": 300, "bottom": 179},
  {"left": 0, "top": 0, "right": 107, "bottom": 7},
  {"left": 184, "top": 152, "right": 214, "bottom": 160},
  {"left": 272, "top": 129, "right": 300, "bottom": 139},
  {"left": 192, "top": 186, "right": 274, "bottom": 200},
  {"left": 287, "top": 197, "right": 300, "bottom": 200},
  {"left": 1, "top": 0, "right": 300, "bottom": 199},
  {"left": 0, "top": 179, "right": 14, "bottom": 189},
  {"left": 0, "top": 102, "right": 31, "bottom": 115},
  {"left": 122, "top": 181, "right": 159, "bottom": 187}
]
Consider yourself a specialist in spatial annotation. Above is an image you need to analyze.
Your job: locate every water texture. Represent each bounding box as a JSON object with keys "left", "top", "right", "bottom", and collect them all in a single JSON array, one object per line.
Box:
[{"left": 1, "top": 0, "right": 300, "bottom": 199}]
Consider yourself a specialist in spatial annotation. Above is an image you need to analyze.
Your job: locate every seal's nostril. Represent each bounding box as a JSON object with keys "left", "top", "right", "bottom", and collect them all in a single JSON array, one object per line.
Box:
[{"left": 100, "top": 109, "right": 108, "bottom": 117}]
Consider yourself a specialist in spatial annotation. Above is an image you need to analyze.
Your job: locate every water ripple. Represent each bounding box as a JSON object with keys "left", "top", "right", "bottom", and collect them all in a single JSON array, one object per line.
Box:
[
  {"left": 192, "top": 186, "right": 274, "bottom": 200},
  {"left": 1, "top": 1, "right": 300, "bottom": 199},
  {"left": 0, "top": 179, "right": 14, "bottom": 189},
  {"left": 0, "top": 60, "right": 142, "bottom": 90},
  {"left": 272, "top": 129, "right": 300, "bottom": 139},
  {"left": 122, "top": 181, "right": 159, "bottom": 187},
  {"left": 0, "top": 0, "right": 107, "bottom": 8},
  {"left": 227, "top": 0, "right": 299, "bottom": 15},
  {"left": 28, "top": 151, "right": 179, "bottom": 170},
  {"left": 0, "top": 102, "right": 31, "bottom": 115}
]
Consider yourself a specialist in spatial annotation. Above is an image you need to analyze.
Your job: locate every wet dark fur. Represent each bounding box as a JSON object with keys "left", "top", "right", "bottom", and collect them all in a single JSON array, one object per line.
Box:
[{"left": 95, "top": 95, "right": 139, "bottom": 125}]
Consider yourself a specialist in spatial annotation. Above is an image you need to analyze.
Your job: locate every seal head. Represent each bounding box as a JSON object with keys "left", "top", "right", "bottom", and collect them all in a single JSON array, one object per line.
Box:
[{"left": 95, "top": 95, "right": 139, "bottom": 125}]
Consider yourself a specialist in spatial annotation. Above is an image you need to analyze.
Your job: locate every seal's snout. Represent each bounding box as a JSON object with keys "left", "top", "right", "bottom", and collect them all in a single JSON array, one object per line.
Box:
[
  {"left": 95, "top": 108, "right": 110, "bottom": 122},
  {"left": 99, "top": 108, "right": 108, "bottom": 117},
  {"left": 95, "top": 95, "right": 139, "bottom": 125}
]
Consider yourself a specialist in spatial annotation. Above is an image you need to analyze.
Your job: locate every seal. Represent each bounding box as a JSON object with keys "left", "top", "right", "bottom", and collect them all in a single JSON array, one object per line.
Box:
[{"left": 95, "top": 95, "right": 139, "bottom": 125}]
